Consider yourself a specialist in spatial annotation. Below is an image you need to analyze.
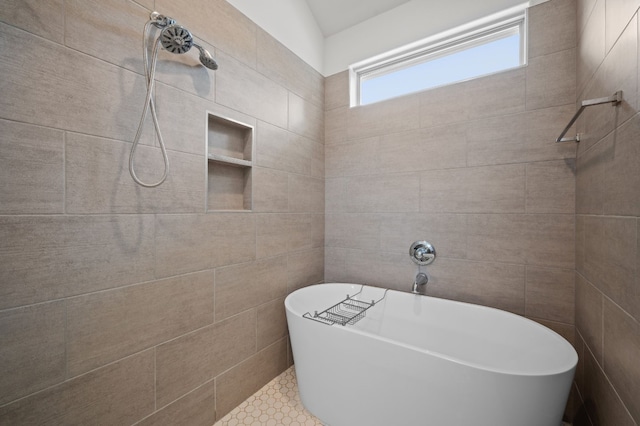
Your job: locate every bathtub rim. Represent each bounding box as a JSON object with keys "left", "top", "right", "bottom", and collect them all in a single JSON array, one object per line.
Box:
[{"left": 285, "top": 282, "right": 578, "bottom": 377}]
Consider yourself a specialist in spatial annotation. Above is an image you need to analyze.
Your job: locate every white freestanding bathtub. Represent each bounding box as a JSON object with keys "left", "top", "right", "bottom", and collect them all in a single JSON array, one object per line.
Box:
[{"left": 285, "top": 283, "right": 577, "bottom": 426}]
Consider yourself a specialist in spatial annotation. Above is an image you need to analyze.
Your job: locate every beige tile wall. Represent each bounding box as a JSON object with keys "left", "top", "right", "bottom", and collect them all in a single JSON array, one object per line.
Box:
[
  {"left": 574, "top": 0, "right": 640, "bottom": 424},
  {"left": 325, "top": 0, "right": 577, "bottom": 342},
  {"left": 2, "top": 0, "right": 638, "bottom": 424},
  {"left": 0, "top": 0, "right": 324, "bottom": 424}
]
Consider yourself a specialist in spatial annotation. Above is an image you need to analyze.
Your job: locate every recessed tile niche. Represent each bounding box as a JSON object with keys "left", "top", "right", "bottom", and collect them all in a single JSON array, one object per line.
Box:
[{"left": 206, "top": 112, "right": 254, "bottom": 212}]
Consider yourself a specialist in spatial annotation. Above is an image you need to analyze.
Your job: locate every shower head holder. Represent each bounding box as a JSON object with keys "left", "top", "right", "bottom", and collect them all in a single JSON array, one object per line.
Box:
[{"left": 149, "top": 12, "right": 175, "bottom": 28}]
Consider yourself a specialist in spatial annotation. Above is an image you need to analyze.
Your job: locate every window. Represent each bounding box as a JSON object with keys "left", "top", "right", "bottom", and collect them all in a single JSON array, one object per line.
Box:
[{"left": 350, "top": 4, "right": 528, "bottom": 106}]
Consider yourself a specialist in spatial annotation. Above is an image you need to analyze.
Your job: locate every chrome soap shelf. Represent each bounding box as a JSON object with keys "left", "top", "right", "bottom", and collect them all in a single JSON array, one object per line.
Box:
[{"left": 303, "top": 286, "right": 388, "bottom": 326}]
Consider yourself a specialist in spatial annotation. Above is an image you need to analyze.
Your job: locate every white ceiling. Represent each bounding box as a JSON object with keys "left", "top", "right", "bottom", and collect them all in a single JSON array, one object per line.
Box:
[{"left": 305, "top": 0, "right": 412, "bottom": 37}]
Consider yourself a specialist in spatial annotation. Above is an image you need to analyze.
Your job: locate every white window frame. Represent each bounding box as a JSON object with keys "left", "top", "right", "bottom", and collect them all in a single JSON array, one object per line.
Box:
[{"left": 349, "top": 3, "right": 529, "bottom": 107}]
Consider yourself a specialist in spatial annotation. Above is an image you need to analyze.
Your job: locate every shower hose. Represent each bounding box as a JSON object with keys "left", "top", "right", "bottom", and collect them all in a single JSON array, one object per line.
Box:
[{"left": 129, "top": 20, "right": 170, "bottom": 188}]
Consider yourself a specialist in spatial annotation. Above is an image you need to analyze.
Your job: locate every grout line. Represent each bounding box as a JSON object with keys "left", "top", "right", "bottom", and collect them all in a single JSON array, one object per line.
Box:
[
  {"left": 64, "top": 298, "right": 69, "bottom": 380},
  {"left": 153, "top": 347, "right": 157, "bottom": 411},
  {"left": 62, "top": 131, "right": 67, "bottom": 215}
]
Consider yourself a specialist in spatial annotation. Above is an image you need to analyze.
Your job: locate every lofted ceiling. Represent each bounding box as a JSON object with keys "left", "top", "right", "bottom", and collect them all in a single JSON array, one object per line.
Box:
[{"left": 305, "top": 0, "right": 412, "bottom": 37}]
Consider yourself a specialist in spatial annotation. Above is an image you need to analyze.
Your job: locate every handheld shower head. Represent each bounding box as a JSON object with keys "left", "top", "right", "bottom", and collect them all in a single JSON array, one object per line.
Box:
[
  {"left": 194, "top": 43, "right": 218, "bottom": 70},
  {"left": 157, "top": 21, "right": 219, "bottom": 70},
  {"left": 160, "top": 24, "right": 193, "bottom": 54}
]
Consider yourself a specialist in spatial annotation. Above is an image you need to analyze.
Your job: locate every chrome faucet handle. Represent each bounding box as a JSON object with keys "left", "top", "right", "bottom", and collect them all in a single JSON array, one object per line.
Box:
[{"left": 409, "top": 241, "right": 436, "bottom": 265}]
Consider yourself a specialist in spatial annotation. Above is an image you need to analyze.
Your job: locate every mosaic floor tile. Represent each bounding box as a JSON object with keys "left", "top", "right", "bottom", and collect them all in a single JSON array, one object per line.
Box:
[{"left": 214, "top": 366, "right": 323, "bottom": 426}]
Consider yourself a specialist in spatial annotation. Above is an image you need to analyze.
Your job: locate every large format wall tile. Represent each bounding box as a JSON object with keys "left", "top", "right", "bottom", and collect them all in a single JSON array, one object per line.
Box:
[
  {"left": 257, "top": 297, "right": 288, "bottom": 350},
  {"left": 215, "top": 339, "right": 288, "bottom": 419},
  {"left": 0, "top": 350, "right": 155, "bottom": 425},
  {"left": 582, "top": 346, "right": 636, "bottom": 426},
  {"left": 0, "top": 301, "right": 66, "bottom": 406},
  {"left": 66, "top": 271, "right": 214, "bottom": 376},
  {"left": 324, "top": 106, "right": 348, "bottom": 145},
  {"left": 154, "top": 214, "right": 255, "bottom": 278},
  {"left": 0, "top": 119, "right": 64, "bottom": 214},
  {"left": 258, "top": 28, "right": 324, "bottom": 106},
  {"left": 64, "top": 0, "right": 149, "bottom": 75},
  {"left": 347, "top": 94, "right": 420, "bottom": 140},
  {"left": 526, "top": 48, "right": 576, "bottom": 110},
  {"left": 0, "top": 0, "right": 64, "bottom": 43},
  {"left": 379, "top": 213, "right": 467, "bottom": 259},
  {"left": 340, "top": 173, "right": 420, "bottom": 213},
  {"left": 419, "top": 82, "right": 469, "bottom": 128},
  {"left": 577, "top": 0, "right": 597, "bottom": 38},
  {"left": 325, "top": 71, "right": 349, "bottom": 111},
  {"left": 467, "top": 105, "right": 576, "bottom": 167},
  {"left": 256, "top": 214, "right": 290, "bottom": 259},
  {"left": 604, "top": 0, "right": 640, "bottom": 53},
  {"left": 604, "top": 299, "right": 640, "bottom": 422},
  {"left": 287, "top": 214, "right": 324, "bottom": 252},
  {"left": 577, "top": 0, "right": 605, "bottom": 93},
  {"left": 377, "top": 125, "right": 466, "bottom": 174},
  {"left": 526, "top": 159, "right": 576, "bottom": 214},
  {"left": 427, "top": 258, "right": 526, "bottom": 314},
  {"left": 576, "top": 137, "right": 611, "bottom": 214},
  {"left": 214, "top": 256, "right": 287, "bottom": 321},
  {"left": 155, "top": 82, "right": 210, "bottom": 156},
  {"left": 289, "top": 174, "right": 325, "bottom": 213},
  {"left": 325, "top": 214, "right": 381, "bottom": 250},
  {"left": 216, "top": 52, "right": 288, "bottom": 128},
  {"left": 156, "top": 310, "right": 255, "bottom": 408},
  {"left": 325, "top": 137, "right": 378, "bottom": 177},
  {"left": 288, "top": 92, "right": 324, "bottom": 142},
  {"left": 0, "top": 215, "right": 155, "bottom": 310},
  {"left": 252, "top": 167, "right": 289, "bottom": 212},
  {"left": 137, "top": 380, "right": 216, "bottom": 426},
  {"left": 66, "top": 133, "right": 204, "bottom": 214},
  {"left": 604, "top": 113, "right": 640, "bottom": 217},
  {"left": 155, "top": 0, "right": 257, "bottom": 69},
  {"left": 525, "top": 266, "right": 575, "bottom": 324},
  {"left": 528, "top": 0, "right": 576, "bottom": 59},
  {"left": 420, "top": 164, "right": 525, "bottom": 213},
  {"left": 466, "top": 68, "right": 526, "bottom": 119},
  {"left": 576, "top": 273, "right": 604, "bottom": 364},
  {"left": 580, "top": 15, "right": 638, "bottom": 151},
  {"left": 0, "top": 23, "right": 146, "bottom": 143},
  {"left": 582, "top": 216, "right": 638, "bottom": 320},
  {"left": 287, "top": 248, "right": 324, "bottom": 293},
  {"left": 467, "top": 214, "right": 574, "bottom": 269},
  {"left": 256, "top": 121, "right": 324, "bottom": 178},
  {"left": 602, "top": 14, "right": 638, "bottom": 123}
]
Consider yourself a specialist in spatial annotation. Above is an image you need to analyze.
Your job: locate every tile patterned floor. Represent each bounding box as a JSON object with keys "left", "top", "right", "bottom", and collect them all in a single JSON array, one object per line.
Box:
[{"left": 214, "top": 366, "right": 323, "bottom": 426}]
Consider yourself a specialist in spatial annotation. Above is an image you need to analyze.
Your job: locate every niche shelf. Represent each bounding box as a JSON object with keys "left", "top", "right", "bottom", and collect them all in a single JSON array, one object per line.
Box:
[{"left": 206, "top": 112, "right": 254, "bottom": 212}]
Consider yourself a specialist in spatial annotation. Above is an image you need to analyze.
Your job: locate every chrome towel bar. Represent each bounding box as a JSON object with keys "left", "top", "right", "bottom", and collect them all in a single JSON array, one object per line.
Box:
[{"left": 556, "top": 91, "right": 623, "bottom": 143}]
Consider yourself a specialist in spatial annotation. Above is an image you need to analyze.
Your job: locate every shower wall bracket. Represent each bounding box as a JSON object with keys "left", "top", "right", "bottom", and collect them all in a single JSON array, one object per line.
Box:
[{"left": 556, "top": 91, "right": 622, "bottom": 143}]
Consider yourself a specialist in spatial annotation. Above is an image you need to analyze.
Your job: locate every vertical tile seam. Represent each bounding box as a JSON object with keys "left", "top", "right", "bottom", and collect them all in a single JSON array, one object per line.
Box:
[
  {"left": 63, "top": 131, "right": 67, "bottom": 215},
  {"left": 211, "top": 262, "right": 216, "bottom": 325},
  {"left": 62, "top": 0, "right": 66, "bottom": 47},
  {"left": 600, "top": 281, "right": 605, "bottom": 367},
  {"left": 524, "top": 162, "right": 528, "bottom": 214},
  {"left": 523, "top": 265, "right": 528, "bottom": 317},
  {"left": 153, "top": 346, "right": 157, "bottom": 412},
  {"left": 64, "top": 297, "right": 69, "bottom": 381},
  {"left": 588, "top": 316, "right": 638, "bottom": 424}
]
